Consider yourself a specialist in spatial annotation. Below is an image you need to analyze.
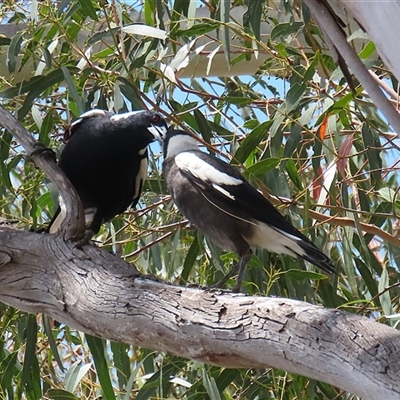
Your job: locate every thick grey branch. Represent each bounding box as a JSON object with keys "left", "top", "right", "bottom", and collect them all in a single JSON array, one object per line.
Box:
[
  {"left": 0, "top": 105, "right": 85, "bottom": 240},
  {"left": 304, "top": 0, "right": 400, "bottom": 138},
  {"left": 0, "top": 226, "right": 399, "bottom": 400}
]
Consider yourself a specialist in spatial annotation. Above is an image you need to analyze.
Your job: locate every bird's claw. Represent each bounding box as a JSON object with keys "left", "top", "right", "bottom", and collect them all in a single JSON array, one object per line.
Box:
[{"left": 73, "top": 229, "right": 95, "bottom": 248}]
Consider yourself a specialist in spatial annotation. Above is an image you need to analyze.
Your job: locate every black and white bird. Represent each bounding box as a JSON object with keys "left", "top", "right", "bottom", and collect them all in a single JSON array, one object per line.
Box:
[
  {"left": 155, "top": 129, "right": 335, "bottom": 291},
  {"left": 48, "top": 109, "right": 168, "bottom": 244}
]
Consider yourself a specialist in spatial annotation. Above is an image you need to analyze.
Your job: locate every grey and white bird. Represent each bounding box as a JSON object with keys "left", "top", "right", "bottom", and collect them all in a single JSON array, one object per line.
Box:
[
  {"left": 48, "top": 109, "right": 168, "bottom": 245},
  {"left": 155, "top": 129, "right": 335, "bottom": 291}
]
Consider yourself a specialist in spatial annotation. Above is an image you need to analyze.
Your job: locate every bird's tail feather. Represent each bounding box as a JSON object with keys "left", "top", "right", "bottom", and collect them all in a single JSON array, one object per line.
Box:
[{"left": 295, "top": 240, "right": 336, "bottom": 275}]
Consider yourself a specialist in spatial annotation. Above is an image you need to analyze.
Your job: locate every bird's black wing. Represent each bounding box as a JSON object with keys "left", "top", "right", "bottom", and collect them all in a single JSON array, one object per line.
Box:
[
  {"left": 175, "top": 150, "right": 335, "bottom": 274},
  {"left": 175, "top": 150, "right": 296, "bottom": 232}
]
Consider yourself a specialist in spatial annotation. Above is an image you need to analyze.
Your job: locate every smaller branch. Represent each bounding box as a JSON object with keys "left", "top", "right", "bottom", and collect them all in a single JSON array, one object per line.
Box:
[
  {"left": 304, "top": 0, "right": 400, "bottom": 138},
  {"left": 0, "top": 105, "right": 84, "bottom": 240},
  {"left": 369, "top": 70, "right": 400, "bottom": 103}
]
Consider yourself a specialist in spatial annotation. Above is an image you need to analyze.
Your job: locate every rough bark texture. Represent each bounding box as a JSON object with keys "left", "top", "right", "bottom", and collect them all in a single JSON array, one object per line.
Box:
[{"left": 0, "top": 226, "right": 399, "bottom": 400}]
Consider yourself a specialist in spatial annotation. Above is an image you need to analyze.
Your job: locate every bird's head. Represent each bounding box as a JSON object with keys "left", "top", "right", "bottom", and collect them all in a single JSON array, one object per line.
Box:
[
  {"left": 162, "top": 129, "right": 199, "bottom": 159},
  {"left": 64, "top": 109, "right": 168, "bottom": 144},
  {"left": 109, "top": 110, "right": 168, "bottom": 143}
]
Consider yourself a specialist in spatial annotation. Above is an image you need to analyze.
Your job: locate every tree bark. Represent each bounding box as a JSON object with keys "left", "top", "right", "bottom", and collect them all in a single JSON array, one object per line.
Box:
[{"left": 0, "top": 226, "right": 399, "bottom": 400}]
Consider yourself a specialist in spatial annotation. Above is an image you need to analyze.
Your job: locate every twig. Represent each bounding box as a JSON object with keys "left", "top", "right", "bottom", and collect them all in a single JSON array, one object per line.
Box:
[{"left": 0, "top": 105, "right": 85, "bottom": 240}]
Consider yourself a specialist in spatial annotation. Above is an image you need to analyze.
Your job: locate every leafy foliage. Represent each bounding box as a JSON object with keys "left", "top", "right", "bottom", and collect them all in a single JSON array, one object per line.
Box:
[{"left": 0, "top": 0, "right": 399, "bottom": 398}]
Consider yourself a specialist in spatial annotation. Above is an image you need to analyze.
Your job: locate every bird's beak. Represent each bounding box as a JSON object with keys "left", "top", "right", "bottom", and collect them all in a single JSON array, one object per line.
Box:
[{"left": 148, "top": 124, "right": 167, "bottom": 142}]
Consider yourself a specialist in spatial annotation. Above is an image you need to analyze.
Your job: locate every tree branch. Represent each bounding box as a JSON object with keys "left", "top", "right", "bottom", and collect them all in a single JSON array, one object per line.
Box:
[
  {"left": 0, "top": 227, "right": 399, "bottom": 400},
  {"left": 304, "top": 0, "right": 400, "bottom": 138},
  {"left": 0, "top": 105, "right": 85, "bottom": 240}
]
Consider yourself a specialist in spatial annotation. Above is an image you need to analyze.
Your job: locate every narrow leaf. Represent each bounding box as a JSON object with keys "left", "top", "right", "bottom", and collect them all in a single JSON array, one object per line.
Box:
[
  {"left": 7, "top": 31, "right": 23, "bottom": 73},
  {"left": 85, "top": 335, "right": 116, "bottom": 400},
  {"left": 122, "top": 24, "right": 167, "bottom": 40},
  {"left": 220, "top": 0, "right": 231, "bottom": 69}
]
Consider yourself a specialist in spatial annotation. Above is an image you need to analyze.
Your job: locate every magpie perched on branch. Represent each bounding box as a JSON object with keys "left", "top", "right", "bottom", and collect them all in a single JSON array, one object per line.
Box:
[
  {"left": 48, "top": 109, "right": 168, "bottom": 245},
  {"left": 155, "top": 129, "right": 335, "bottom": 292}
]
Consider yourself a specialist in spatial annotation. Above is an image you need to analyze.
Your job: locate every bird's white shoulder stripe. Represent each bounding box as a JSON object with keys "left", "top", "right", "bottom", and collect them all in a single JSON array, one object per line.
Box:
[
  {"left": 175, "top": 152, "right": 243, "bottom": 186},
  {"left": 212, "top": 183, "right": 235, "bottom": 200}
]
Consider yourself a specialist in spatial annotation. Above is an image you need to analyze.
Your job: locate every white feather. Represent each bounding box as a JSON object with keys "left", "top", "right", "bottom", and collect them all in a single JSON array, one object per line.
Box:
[
  {"left": 246, "top": 221, "right": 305, "bottom": 258},
  {"left": 71, "top": 110, "right": 108, "bottom": 126},
  {"left": 110, "top": 110, "right": 143, "bottom": 121},
  {"left": 48, "top": 195, "right": 67, "bottom": 234},
  {"left": 175, "top": 152, "right": 243, "bottom": 187},
  {"left": 164, "top": 134, "right": 199, "bottom": 158},
  {"left": 134, "top": 157, "right": 148, "bottom": 200},
  {"left": 212, "top": 183, "right": 235, "bottom": 200}
]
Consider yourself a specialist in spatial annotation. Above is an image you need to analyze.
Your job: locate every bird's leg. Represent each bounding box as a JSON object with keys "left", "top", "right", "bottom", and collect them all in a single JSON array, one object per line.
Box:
[
  {"left": 73, "top": 229, "right": 96, "bottom": 248},
  {"left": 232, "top": 250, "right": 252, "bottom": 293},
  {"left": 213, "top": 249, "right": 252, "bottom": 292},
  {"left": 213, "top": 264, "right": 239, "bottom": 289},
  {"left": 73, "top": 209, "right": 102, "bottom": 248}
]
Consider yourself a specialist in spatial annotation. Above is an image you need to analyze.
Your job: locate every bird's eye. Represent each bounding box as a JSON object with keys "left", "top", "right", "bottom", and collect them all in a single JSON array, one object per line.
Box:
[{"left": 152, "top": 114, "right": 160, "bottom": 123}]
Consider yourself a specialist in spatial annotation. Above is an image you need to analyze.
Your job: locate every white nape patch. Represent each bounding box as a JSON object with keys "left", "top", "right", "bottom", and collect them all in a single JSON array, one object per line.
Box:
[
  {"left": 165, "top": 134, "right": 199, "bottom": 158},
  {"left": 71, "top": 110, "right": 109, "bottom": 128},
  {"left": 247, "top": 221, "right": 305, "bottom": 258},
  {"left": 148, "top": 124, "right": 167, "bottom": 141},
  {"left": 80, "top": 109, "right": 108, "bottom": 118},
  {"left": 49, "top": 196, "right": 67, "bottom": 234},
  {"left": 176, "top": 152, "right": 243, "bottom": 186},
  {"left": 110, "top": 110, "right": 144, "bottom": 121},
  {"left": 212, "top": 183, "right": 235, "bottom": 200},
  {"left": 134, "top": 157, "right": 148, "bottom": 199}
]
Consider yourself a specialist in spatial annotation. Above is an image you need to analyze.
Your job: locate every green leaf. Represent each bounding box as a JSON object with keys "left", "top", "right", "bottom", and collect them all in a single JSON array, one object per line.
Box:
[
  {"left": 42, "top": 315, "right": 64, "bottom": 372},
  {"left": 233, "top": 121, "right": 272, "bottom": 163},
  {"left": 87, "top": 27, "right": 119, "bottom": 46},
  {"left": 361, "top": 123, "right": 382, "bottom": 188},
  {"left": 39, "top": 111, "right": 55, "bottom": 146},
  {"left": 21, "top": 315, "right": 41, "bottom": 399},
  {"left": 285, "top": 82, "right": 307, "bottom": 112},
  {"left": 379, "top": 268, "right": 393, "bottom": 317},
  {"left": 64, "top": 360, "right": 92, "bottom": 393},
  {"left": 175, "top": 22, "right": 221, "bottom": 37},
  {"left": 110, "top": 341, "right": 130, "bottom": 390},
  {"left": 136, "top": 359, "right": 185, "bottom": 400},
  {"left": 45, "top": 389, "right": 79, "bottom": 400},
  {"left": 283, "top": 124, "right": 302, "bottom": 159},
  {"left": 79, "top": 0, "right": 98, "bottom": 21},
  {"left": 220, "top": 0, "right": 231, "bottom": 69},
  {"left": 243, "top": 0, "right": 263, "bottom": 40},
  {"left": 203, "top": 368, "right": 221, "bottom": 400},
  {"left": 286, "top": 269, "right": 329, "bottom": 281},
  {"left": 85, "top": 335, "right": 116, "bottom": 400},
  {"left": 7, "top": 31, "right": 23, "bottom": 73},
  {"left": 62, "top": 66, "right": 84, "bottom": 115},
  {"left": 245, "top": 157, "right": 280, "bottom": 177},
  {"left": 285, "top": 159, "right": 303, "bottom": 190},
  {"left": 377, "top": 188, "right": 399, "bottom": 204},
  {"left": 0, "top": 352, "right": 19, "bottom": 392},
  {"left": 359, "top": 41, "right": 376, "bottom": 59},
  {"left": 271, "top": 22, "right": 303, "bottom": 41},
  {"left": 354, "top": 259, "right": 378, "bottom": 298},
  {"left": 193, "top": 109, "right": 213, "bottom": 144},
  {"left": 180, "top": 236, "right": 201, "bottom": 283}
]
